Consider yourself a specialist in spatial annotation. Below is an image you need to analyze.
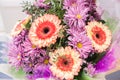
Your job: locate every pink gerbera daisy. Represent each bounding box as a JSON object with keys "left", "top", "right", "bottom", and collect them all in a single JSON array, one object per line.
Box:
[
  {"left": 29, "top": 14, "right": 62, "bottom": 48},
  {"left": 85, "top": 21, "right": 112, "bottom": 52},
  {"left": 11, "top": 15, "right": 31, "bottom": 37},
  {"left": 49, "top": 46, "right": 82, "bottom": 80}
]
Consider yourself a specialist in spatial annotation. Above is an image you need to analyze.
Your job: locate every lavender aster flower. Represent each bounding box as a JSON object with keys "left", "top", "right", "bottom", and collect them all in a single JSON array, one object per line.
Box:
[
  {"left": 63, "top": 0, "right": 86, "bottom": 10},
  {"left": 21, "top": 48, "right": 48, "bottom": 73},
  {"left": 13, "top": 29, "right": 28, "bottom": 46},
  {"left": 85, "top": 0, "right": 101, "bottom": 21},
  {"left": 68, "top": 27, "right": 93, "bottom": 58},
  {"left": 64, "top": 5, "right": 89, "bottom": 28},
  {"left": 21, "top": 36, "right": 37, "bottom": 53},
  {"left": 33, "top": 65, "right": 52, "bottom": 79},
  {"left": 84, "top": 63, "right": 96, "bottom": 77},
  {"left": 8, "top": 42, "right": 23, "bottom": 68},
  {"left": 8, "top": 29, "right": 28, "bottom": 68},
  {"left": 34, "top": 0, "right": 50, "bottom": 10}
]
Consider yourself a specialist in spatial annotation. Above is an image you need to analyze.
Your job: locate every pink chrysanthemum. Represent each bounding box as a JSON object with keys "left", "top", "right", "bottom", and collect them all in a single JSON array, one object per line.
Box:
[
  {"left": 49, "top": 46, "right": 82, "bottom": 80},
  {"left": 8, "top": 42, "right": 23, "bottom": 68},
  {"left": 64, "top": 5, "right": 89, "bottom": 28},
  {"left": 29, "top": 14, "right": 62, "bottom": 48},
  {"left": 68, "top": 28, "right": 93, "bottom": 58},
  {"left": 63, "top": 0, "right": 85, "bottom": 10},
  {"left": 85, "top": 21, "right": 112, "bottom": 52}
]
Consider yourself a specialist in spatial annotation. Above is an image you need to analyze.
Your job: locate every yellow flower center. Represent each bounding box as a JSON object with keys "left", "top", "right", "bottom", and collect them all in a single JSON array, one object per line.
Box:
[
  {"left": 77, "top": 42, "right": 83, "bottom": 48},
  {"left": 17, "top": 53, "right": 21, "bottom": 60},
  {"left": 76, "top": 14, "right": 82, "bottom": 19},
  {"left": 32, "top": 45, "right": 36, "bottom": 48},
  {"left": 29, "top": 63, "right": 32, "bottom": 67},
  {"left": 72, "top": 3, "right": 76, "bottom": 7},
  {"left": 44, "top": 59, "right": 49, "bottom": 64}
]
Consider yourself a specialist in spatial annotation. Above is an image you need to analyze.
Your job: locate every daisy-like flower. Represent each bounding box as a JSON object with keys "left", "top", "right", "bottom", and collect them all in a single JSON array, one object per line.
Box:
[
  {"left": 33, "top": 65, "right": 52, "bottom": 79},
  {"left": 29, "top": 14, "right": 62, "bottom": 48},
  {"left": 9, "top": 29, "right": 29, "bottom": 68},
  {"left": 84, "top": 63, "right": 96, "bottom": 77},
  {"left": 11, "top": 15, "right": 31, "bottom": 37},
  {"left": 85, "top": 21, "right": 112, "bottom": 52},
  {"left": 34, "top": 0, "right": 50, "bottom": 10},
  {"left": 8, "top": 42, "right": 23, "bottom": 68},
  {"left": 64, "top": 5, "right": 89, "bottom": 28},
  {"left": 63, "top": 0, "right": 85, "bottom": 10},
  {"left": 21, "top": 48, "right": 48, "bottom": 73},
  {"left": 49, "top": 46, "right": 82, "bottom": 80},
  {"left": 68, "top": 27, "right": 93, "bottom": 58}
]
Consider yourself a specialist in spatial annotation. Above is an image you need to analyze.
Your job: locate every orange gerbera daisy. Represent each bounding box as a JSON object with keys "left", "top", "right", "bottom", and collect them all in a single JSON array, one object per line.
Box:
[
  {"left": 49, "top": 46, "right": 82, "bottom": 80},
  {"left": 29, "top": 14, "right": 62, "bottom": 48},
  {"left": 11, "top": 15, "right": 31, "bottom": 37},
  {"left": 85, "top": 21, "right": 112, "bottom": 52}
]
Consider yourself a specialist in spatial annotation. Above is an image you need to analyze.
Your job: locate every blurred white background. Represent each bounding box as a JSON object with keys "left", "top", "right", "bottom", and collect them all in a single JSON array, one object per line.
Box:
[{"left": 0, "top": 0, "right": 120, "bottom": 33}]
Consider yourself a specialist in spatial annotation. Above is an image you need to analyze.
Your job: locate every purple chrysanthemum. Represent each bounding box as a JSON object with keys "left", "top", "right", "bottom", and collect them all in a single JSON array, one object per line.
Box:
[
  {"left": 64, "top": 5, "right": 89, "bottom": 28},
  {"left": 34, "top": 0, "right": 50, "bottom": 10},
  {"left": 8, "top": 29, "right": 28, "bottom": 68},
  {"left": 13, "top": 29, "right": 28, "bottom": 46},
  {"left": 63, "top": 0, "right": 86, "bottom": 10},
  {"left": 21, "top": 48, "right": 49, "bottom": 73},
  {"left": 84, "top": 63, "right": 96, "bottom": 77},
  {"left": 21, "top": 36, "right": 37, "bottom": 53},
  {"left": 8, "top": 42, "right": 23, "bottom": 68},
  {"left": 85, "top": 0, "right": 101, "bottom": 21},
  {"left": 68, "top": 27, "right": 93, "bottom": 58},
  {"left": 33, "top": 65, "right": 52, "bottom": 79}
]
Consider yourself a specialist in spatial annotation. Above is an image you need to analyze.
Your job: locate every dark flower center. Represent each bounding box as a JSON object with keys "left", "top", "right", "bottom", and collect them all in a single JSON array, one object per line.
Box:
[
  {"left": 64, "top": 60, "right": 68, "bottom": 65},
  {"left": 96, "top": 33, "right": 100, "bottom": 39},
  {"left": 43, "top": 27, "right": 50, "bottom": 34},
  {"left": 56, "top": 55, "right": 74, "bottom": 71}
]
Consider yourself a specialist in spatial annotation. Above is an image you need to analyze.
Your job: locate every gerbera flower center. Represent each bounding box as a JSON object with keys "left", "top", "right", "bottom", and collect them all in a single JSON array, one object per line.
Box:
[
  {"left": 56, "top": 54, "right": 74, "bottom": 71},
  {"left": 76, "top": 14, "right": 82, "bottom": 19},
  {"left": 95, "top": 33, "right": 100, "bottom": 39},
  {"left": 77, "top": 42, "right": 83, "bottom": 48},
  {"left": 43, "top": 27, "right": 50, "bottom": 34},
  {"left": 92, "top": 26, "right": 106, "bottom": 45},
  {"left": 36, "top": 21, "right": 56, "bottom": 39}
]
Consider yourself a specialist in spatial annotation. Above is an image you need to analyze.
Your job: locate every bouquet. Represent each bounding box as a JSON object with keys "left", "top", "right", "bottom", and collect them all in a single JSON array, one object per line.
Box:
[{"left": 8, "top": 0, "right": 120, "bottom": 80}]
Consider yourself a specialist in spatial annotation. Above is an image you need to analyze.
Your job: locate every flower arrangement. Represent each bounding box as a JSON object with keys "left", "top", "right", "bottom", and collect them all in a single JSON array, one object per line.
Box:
[{"left": 8, "top": 0, "right": 120, "bottom": 80}]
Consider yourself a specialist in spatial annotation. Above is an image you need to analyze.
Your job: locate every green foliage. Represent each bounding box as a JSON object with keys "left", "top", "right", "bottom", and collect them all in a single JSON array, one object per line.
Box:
[
  {"left": 24, "top": 19, "right": 32, "bottom": 29},
  {"left": 86, "top": 52, "right": 106, "bottom": 64},
  {"left": 22, "top": 0, "right": 65, "bottom": 21},
  {"left": 22, "top": 1, "right": 46, "bottom": 20},
  {"left": 74, "top": 70, "right": 95, "bottom": 80},
  {"left": 46, "top": 0, "right": 65, "bottom": 20}
]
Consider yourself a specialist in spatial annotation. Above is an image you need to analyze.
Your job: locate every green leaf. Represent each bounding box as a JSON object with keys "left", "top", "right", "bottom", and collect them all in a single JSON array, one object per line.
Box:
[{"left": 74, "top": 70, "right": 95, "bottom": 80}]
